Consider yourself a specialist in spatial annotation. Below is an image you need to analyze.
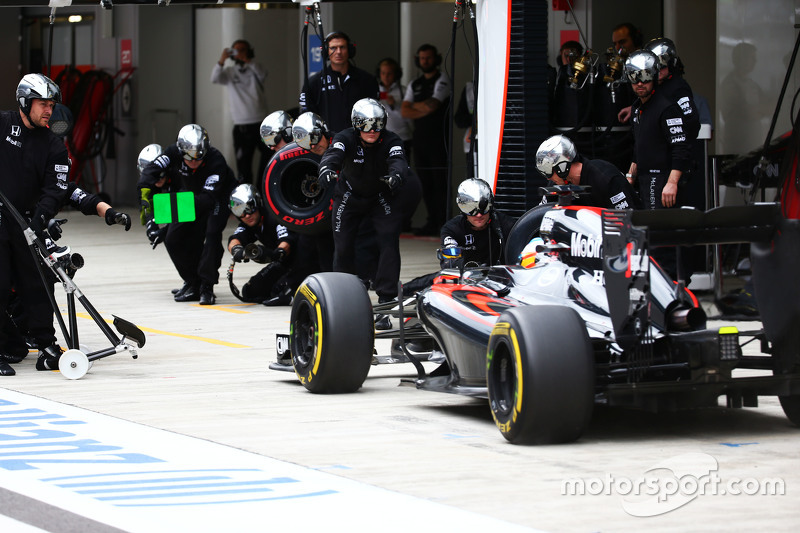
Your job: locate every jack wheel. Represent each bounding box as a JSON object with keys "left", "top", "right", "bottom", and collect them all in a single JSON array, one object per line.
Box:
[{"left": 60, "top": 349, "right": 89, "bottom": 380}]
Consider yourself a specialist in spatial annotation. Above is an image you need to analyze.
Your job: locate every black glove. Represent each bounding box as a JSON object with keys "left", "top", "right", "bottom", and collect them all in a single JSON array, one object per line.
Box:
[
  {"left": 245, "top": 243, "right": 269, "bottom": 263},
  {"left": 47, "top": 218, "right": 67, "bottom": 241},
  {"left": 28, "top": 210, "right": 48, "bottom": 242},
  {"left": 105, "top": 208, "right": 132, "bottom": 231},
  {"left": 145, "top": 219, "right": 166, "bottom": 249},
  {"left": 381, "top": 173, "right": 404, "bottom": 194},
  {"left": 270, "top": 247, "right": 287, "bottom": 263},
  {"left": 231, "top": 244, "right": 247, "bottom": 263},
  {"left": 317, "top": 169, "right": 337, "bottom": 189}
]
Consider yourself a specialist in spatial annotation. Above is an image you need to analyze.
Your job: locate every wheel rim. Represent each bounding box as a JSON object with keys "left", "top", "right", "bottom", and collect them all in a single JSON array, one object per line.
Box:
[
  {"left": 292, "top": 300, "right": 317, "bottom": 370},
  {"left": 280, "top": 161, "right": 323, "bottom": 209},
  {"left": 489, "top": 341, "right": 516, "bottom": 417}
]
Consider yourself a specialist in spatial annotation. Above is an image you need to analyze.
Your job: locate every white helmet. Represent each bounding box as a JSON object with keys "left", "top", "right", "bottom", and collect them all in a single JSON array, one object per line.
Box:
[
  {"left": 351, "top": 98, "right": 387, "bottom": 132},
  {"left": 624, "top": 50, "right": 660, "bottom": 84},
  {"left": 229, "top": 184, "right": 260, "bottom": 218},
  {"left": 456, "top": 178, "right": 493, "bottom": 216},
  {"left": 292, "top": 112, "right": 329, "bottom": 151},
  {"left": 137, "top": 143, "right": 163, "bottom": 174},
  {"left": 176, "top": 124, "right": 209, "bottom": 161}
]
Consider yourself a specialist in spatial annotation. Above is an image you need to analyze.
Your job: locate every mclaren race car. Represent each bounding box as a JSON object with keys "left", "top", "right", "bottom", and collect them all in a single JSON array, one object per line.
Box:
[{"left": 280, "top": 190, "right": 800, "bottom": 444}]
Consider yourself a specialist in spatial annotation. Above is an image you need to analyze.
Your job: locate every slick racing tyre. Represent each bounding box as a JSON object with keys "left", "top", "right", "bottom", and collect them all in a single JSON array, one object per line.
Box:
[
  {"left": 290, "top": 272, "right": 374, "bottom": 393},
  {"left": 505, "top": 204, "right": 553, "bottom": 266},
  {"left": 487, "top": 305, "right": 593, "bottom": 444},
  {"left": 263, "top": 143, "right": 334, "bottom": 235}
]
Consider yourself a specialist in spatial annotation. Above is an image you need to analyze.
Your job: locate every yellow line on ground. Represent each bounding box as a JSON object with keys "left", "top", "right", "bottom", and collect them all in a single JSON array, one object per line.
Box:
[
  {"left": 74, "top": 312, "right": 250, "bottom": 348},
  {"left": 187, "top": 304, "right": 254, "bottom": 314}
]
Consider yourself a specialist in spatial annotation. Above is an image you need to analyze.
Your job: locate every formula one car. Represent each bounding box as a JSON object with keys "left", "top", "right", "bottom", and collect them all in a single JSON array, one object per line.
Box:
[{"left": 281, "top": 189, "right": 800, "bottom": 444}]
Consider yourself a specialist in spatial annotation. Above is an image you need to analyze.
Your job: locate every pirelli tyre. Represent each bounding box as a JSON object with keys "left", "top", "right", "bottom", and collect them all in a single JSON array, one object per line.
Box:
[
  {"left": 262, "top": 142, "right": 334, "bottom": 235},
  {"left": 290, "top": 272, "right": 374, "bottom": 393},
  {"left": 486, "top": 305, "right": 594, "bottom": 444}
]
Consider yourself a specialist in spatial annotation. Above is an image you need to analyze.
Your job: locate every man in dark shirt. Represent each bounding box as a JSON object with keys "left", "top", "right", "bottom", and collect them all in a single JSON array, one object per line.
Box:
[
  {"left": 0, "top": 74, "right": 70, "bottom": 375},
  {"left": 299, "top": 31, "right": 378, "bottom": 134},
  {"left": 535, "top": 134, "right": 641, "bottom": 209}
]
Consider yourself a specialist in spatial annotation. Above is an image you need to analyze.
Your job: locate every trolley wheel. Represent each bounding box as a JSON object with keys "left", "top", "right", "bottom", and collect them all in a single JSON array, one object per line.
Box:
[
  {"left": 59, "top": 349, "right": 90, "bottom": 380},
  {"left": 79, "top": 344, "right": 94, "bottom": 372}
]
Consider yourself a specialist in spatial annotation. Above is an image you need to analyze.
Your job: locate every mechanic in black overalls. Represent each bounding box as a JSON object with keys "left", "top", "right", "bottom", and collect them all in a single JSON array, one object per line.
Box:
[
  {"left": 625, "top": 50, "right": 693, "bottom": 280},
  {"left": 0, "top": 74, "right": 70, "bottom": 375},
  {"left": 138, "top": 124, "right": 237, "bottom": 305},
  {"left": 535, "top": 134, "right": 642, "bottom": 210},
  {"left": 227, "top": 183, "right": 301, "bottom": 306},
  {"left": 318, "top": 98, "right": 421, "bottom": 304}
]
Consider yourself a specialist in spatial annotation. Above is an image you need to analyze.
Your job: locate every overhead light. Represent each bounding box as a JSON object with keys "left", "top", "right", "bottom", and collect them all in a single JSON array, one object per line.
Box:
[
  {"left": 245, "top": 3, "right": 260, "bottom": 10},
  {"left": 68, "top": 15, "right": 82, "bottom": 23}
]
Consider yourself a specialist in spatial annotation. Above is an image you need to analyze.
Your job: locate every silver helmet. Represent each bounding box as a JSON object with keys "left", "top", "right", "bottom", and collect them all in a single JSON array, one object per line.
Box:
[
  {"left": 176, "top": 124, "right": 210, "bottom": 161},
  {"left": 229, "top": 183, "right": 260, "bottom": 218},
  {"left": 137, "top": 143, "right": 163, "bottom": 174},
  {"left": 351, "top": 97, "right": 386, "bottom": 132},
  {"left": 456, "top": 178, "right": 493, "bottom": 216},
  {"left": 260, "top": 110, "right": 293, "bottom": 148},
  {"left": 16, "top": 73, "right": 61, "bottom": 115},
  {"left": 292, "top": 112, "right": 329, "bottom": 151},
  {"left": 644, "top": 37, "right": 678, "bottom": 70},
  {"left": 624, "top": 50, "right": 660, "bottom": 84},
  {"left": 535, "top": 135, "right": 577, "bottom": 180}
]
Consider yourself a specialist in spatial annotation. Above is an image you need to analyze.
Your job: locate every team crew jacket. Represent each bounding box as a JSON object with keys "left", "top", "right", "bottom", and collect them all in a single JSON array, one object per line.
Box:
[
  {"left": 579, "top": 158, "right": 642, "bottom": 209},
  {"left": 440, "top": 211, "right": 517, "bottom": 267},
  {"left": 299, "top": 65, "right": 379, "bottom": 134},
  {"left": 631, "top": 90, "right": 693, "bottom": 176},
  {"left": 319, "top": 128, "right": 408, "bottom": 196},
  {"left": 0, "top": 110, "right": 69, "bottom": 221},
  {"left": 228, "top": 210, "right": 297, "bottom": 263},
  {"left": 659, "top": 74, "right": 700, "bottom": 141}
]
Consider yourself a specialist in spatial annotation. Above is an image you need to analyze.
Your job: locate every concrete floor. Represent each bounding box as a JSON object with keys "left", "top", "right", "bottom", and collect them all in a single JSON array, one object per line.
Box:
[{"left": 1, "top": 213, "right": 798, "bottom": 532}]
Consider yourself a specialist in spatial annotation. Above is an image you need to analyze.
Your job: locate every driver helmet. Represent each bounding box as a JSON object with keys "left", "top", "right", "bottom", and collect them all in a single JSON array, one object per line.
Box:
[
  {"left": 16, "top": 73, "right": 61, "bottom": 120},
  {"left": 176, "top": 124, "right": 210, "bottom": 161},
  {"left": 229, "top": 183, "right": 260, "bottom": 218},
  {"left": 292, "top": 112, "right": 329, "bottom": 151},
  {"left": 260, "top": 110, "right": 293, "bottom": 148},
  {"left": 535, "top": 135, "right": 577, "bottom": 180},
  {"left": 644, "top": 37, "right": 678, "bottom": 70},
  {"left": 456, "top": 178, "right": 493, "bottom": 216},
  {"left": 624, "top": 50, "right": 660, "bottom": 85},
  {"left": 351, "top": 98, "right": 387, "bottom": 133},
  {"left": 519, "top": 237, "right": 546, "bottom": 269},
  {"left": 137, "top": 143, "right": 163, "bottom": 174}
]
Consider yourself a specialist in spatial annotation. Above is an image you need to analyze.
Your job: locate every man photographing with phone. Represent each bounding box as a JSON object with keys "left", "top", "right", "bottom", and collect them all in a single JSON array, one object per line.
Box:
[{"left": 211, "top": 39, "right": 269, "bottom": 186}]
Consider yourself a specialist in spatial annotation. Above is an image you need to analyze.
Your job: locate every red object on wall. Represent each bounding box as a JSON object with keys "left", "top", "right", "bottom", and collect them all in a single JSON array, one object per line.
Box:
[
  {"left": 553, "top": 0, "right": 572, "bottom": 11},
  {"left": 560, "top": 30, "right": 580, "bottom": 47},
  {"left": 120, "top": 39, "right": 132, "bottom": 71}
]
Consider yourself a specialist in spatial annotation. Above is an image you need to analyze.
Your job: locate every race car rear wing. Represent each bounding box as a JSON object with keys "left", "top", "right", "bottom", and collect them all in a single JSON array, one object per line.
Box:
[{"left": 602, "top": 203, "right": 783, "bottom": 351}]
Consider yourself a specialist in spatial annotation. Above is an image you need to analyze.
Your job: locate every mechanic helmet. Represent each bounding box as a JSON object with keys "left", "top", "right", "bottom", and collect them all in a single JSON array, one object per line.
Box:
[
  {"left": 16, "top": 73, "right": 61, "bottom": 119},
  {"left": 624, "top": 50, "right": 659, "bottom": 85},
  {"left": 176, "top": 124, "right": 210, "bottom": 161},
  {"left": 229, "top": 184, "right": 260, "bottom": 218},
  {"left": 137, "top": 143, "right": 163, "bottom": 174},
  {"left": 644, "top": 37, "right": 678, "bottom": 70},
  {"left": 260, "top": 110, "right": 293, "bottom": 148},
  {"left": 351, "top": 98, "right": 387, "bottom": 133},
  {"left": 456, "top": 178, "right": 493, "bottom": 216},
  {"left": 535, "top": 135, "right": 577, "bottom": 180},
  {"left": 292, "top": 112, "right": 329, "bottom": 151}
]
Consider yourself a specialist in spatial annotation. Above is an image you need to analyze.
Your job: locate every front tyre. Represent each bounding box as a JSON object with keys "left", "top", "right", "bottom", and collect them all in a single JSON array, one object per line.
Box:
[
  {"left": 290, "top": 273, "right": 374, "bottom": 393},
  {"left": 487, "top": 306, "right": 594, "bottom": 444}
]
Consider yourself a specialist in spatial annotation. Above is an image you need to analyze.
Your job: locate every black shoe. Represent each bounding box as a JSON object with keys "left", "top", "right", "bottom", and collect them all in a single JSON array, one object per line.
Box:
[
  {"left": 174, "top": 283, "right": 201, "bottom": 302},
  {"left": 374, "top": 314, "right": 392, "bottom": 330},
  {"left": 173, "top": 281, "right": 195, "bottom": 298},
  {"left": 199, "top": 284, "right": 216, "bottom": 305},
  {"left": 36, "top": 345, "right": 63, "bottom": 371},
  {"left": 0, "top": 355, "right": 16, "bottom": 376}
]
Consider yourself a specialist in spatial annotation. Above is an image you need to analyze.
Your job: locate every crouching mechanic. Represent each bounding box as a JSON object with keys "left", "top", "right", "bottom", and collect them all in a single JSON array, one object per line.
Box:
[
  {"left": 138, "top": 124, "right": 237, "bottom": 305},
  {"left": 535, "top": 134, "right": 641, "bottom": 209},
  {"left": 227, "top": 184, "right": 298, "bottom": 306},
  {"left": 318, "top": 98, "right": 421, "bottom": 304}
]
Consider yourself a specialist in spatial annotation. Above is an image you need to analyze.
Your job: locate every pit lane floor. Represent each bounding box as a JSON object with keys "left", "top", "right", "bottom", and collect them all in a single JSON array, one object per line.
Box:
[{"left": 1, "top": 213, "right": 797, "bottom": 532}]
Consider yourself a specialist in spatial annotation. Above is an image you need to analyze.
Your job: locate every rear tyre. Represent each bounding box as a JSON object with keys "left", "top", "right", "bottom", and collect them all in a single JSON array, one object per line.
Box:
[
  {"left": 290, "top": 273, "right": 374, "bottom": 393},
  {"left": 487, "top": 305, "right": 594, "bottom": 444},
  {"left": 779, "top": 395, "right": 800, "bottom": 426}
]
